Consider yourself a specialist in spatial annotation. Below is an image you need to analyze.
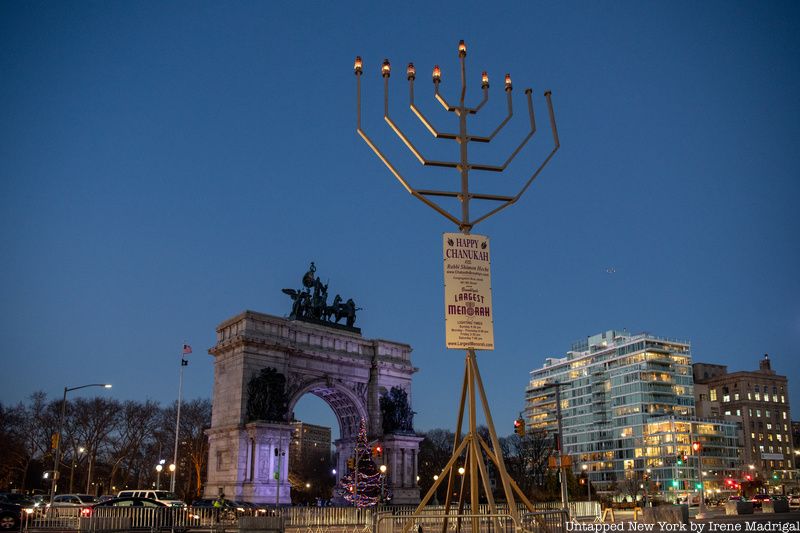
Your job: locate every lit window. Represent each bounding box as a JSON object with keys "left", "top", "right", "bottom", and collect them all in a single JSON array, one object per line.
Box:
[
  {"left": 755, "top": 393, "right": 761, "bottom": 401},
  {"left": 722, "top": 395, "right": 730, "bottom": 403},
  {"left": 709, "top": 389, "right": 717, "bottom": 401},
  {"left": 734, "top": 393, "right": 740, "bottom": 401},
  {"left": 773, "top": 394, "right": 778, "bottom": 402},
  {"left": 781, "top": 395, "right": 785, "bottom": 403},
  {"left": 747, "top": 393, "right": 752, "bottom": 400},
  {"left": 783, "top": 411, "right": 787, "bottom": 420},
  {"left": 757, "top": 410, "right": 761, "bottom": 417},
  {"left": 724, "top": 410, "right": 731, "bottom": 416},
  {"left": 767, "top": 423, "right": 772, "bottom": 430},
  {"left": 736, "top": 409, "right": 741, "bottom": 416}
]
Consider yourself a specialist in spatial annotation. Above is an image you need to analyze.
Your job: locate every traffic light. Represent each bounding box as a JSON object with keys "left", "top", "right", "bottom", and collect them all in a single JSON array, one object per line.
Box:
[
  {"left": 579, "top": 478, "right": 586, "bottom": 485},
  {"left": 672, "top": 480, "right": 680, "bottom": 488},
  {"left": 692, "top": 442, "right": 701, "bottom": 453},
  {"left": 745, "top": 474, "right": 752, "bottom": 481},
  {"left": 677, "top": 455, "right": 683, "bottom": 466},
  {"left": 347, "top": 458, "right": 355, "bottom": 470},
  {"left": 695, "top": 483, "right": 702, "bottom": 490},
  {"left": 514, "top": 418, "right": 525, "bottom": 437},
  {"left": 373, "top": 444, "right": 383, "bottom": 458},
  {"left": 51, "top": 433, "right": 59, "bottom": 450}
]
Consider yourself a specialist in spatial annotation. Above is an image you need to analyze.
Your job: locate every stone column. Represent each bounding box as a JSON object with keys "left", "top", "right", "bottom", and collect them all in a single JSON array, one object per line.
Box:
[
  {"left": 205, "top": 422, "right": 291, "bottom": 505},
  {"left": 383, "top": 433, "right": 424, "bottom": 504}
]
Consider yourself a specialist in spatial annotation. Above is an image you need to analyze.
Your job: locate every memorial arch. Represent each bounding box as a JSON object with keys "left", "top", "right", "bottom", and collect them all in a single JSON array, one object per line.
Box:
[{"left": 204, "top": 310, "right": 423, "bottom": 505}]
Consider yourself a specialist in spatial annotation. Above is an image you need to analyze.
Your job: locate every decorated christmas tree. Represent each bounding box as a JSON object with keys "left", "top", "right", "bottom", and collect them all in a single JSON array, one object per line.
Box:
[{"left": 336, "top": 419, "right": 391, "bottom": 507}]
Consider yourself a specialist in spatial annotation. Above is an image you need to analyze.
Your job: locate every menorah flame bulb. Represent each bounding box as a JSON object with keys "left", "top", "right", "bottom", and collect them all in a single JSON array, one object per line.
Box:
[
  {"left": 381, "top": 59, "right": 391, "bottom": 78},
  {"left": 504, "top": 73, "right": 512, "bottom": 91},
  {"left": 432, "top": 65, "right": 441, "bottom": 84},
  {"left": 481, "top": 71, "right": 489, "bottom": 89},
  {"left": 458, "top": 40, "right": 466, "bottom": 57},
  {"left": 406, "top": 63, "right": 416, "bottom": 81},
  {"left": 353, "top": 56, "right": 363, "bottom": 75}
]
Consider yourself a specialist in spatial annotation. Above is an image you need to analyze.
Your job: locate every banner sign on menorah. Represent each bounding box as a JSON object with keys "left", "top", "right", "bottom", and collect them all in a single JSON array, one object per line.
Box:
[{"left": 443, "top": 233, "right": 494, "bottom": 350}]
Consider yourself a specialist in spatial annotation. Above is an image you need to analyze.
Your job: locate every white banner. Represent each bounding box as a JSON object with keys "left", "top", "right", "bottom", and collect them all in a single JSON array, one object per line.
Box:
[{"left": 443, "top": 233, "right": 494, "bottom": 350}]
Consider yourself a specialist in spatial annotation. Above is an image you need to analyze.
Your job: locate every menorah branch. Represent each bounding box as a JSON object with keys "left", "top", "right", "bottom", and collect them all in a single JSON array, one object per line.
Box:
[{"left": 383, "top": 70, "right": 458, "bottom": 168}]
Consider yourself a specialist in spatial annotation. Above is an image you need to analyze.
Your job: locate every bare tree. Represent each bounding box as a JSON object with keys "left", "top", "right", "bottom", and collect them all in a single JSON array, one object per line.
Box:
[
  {"left": 71, "top": 397, "right": 120, "bottom": 494},
  {"left": 105, "top": 400, "right": 161, "bottom": 492},
  {"left": 417, "top": 429, "right": 455, "bottom": 502}
]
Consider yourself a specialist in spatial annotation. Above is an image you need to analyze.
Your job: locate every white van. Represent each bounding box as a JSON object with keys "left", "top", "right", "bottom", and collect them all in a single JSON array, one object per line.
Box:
[{"left": 116, "top": 490, "right": 186, "bottom": 507}]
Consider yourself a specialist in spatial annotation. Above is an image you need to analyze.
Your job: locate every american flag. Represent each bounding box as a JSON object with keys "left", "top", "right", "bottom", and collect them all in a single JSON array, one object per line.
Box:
[{"left": 182, "top": 344, "right": 192, "bottom": 355}]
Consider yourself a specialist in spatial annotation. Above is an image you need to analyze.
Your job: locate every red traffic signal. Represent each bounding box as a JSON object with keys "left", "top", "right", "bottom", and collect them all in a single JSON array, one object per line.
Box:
[
  {"left": 692, "top": 441, "right": 701, "bottom": 452},
  {"left": 373, "top": 444, "right": 383, "bottom": 457},
  {"left": 514, "top": 418, "right": 525, "bottom": 437}
]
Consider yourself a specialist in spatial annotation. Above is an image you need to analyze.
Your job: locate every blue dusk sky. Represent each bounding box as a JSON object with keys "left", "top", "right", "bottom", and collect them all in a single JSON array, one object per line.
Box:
[{"left": 1, "top": 1, "right": 799, "bottom": 439}]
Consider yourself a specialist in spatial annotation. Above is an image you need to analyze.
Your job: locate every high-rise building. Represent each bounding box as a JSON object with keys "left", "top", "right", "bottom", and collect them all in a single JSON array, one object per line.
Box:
[
  {"left": 693, "top": 354, "right": 795, "bottom": 491},
  {"left": 525, "top": 330, "right": 741, "bottom": 501},
  {"left": 289, "top": 421, "right": 332, "bottom": 468}
]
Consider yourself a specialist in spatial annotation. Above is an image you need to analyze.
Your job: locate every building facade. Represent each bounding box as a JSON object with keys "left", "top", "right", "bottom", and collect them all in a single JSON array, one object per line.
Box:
[
  {"left": 289, "top": 421, "right": 333, "bottom": 468},
  {"left": 525, "top": 330, "right": 741, "bottom": 501},
  {"left": 694, "top": 354, "right": 795, "bottom": 492}
]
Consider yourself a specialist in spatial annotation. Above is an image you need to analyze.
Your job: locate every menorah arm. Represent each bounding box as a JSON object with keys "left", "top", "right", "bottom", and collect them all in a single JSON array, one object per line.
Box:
[
  {"left": 467, "top": 88, "right": 513, "bottom": 144},
  {"left": 434, "top": 84, "right": 455, "bottom": 111},
  {"left": 467, "top": 86, "right": 489, "bottom": 114},
  {"left": 357, "top": 129, "right": 462, "bottom": 227},
  {"left": 409, "top": 80, "right": 459, "bottom": 139},
  {"left": 470, "top": 89, "right": 537, "bottom": 171},
  {"left": 384, "top": 76, "right": 458, "bottom": 168},
  {"left": 468, "top": 91, "right": 560, "bottom": 228}
]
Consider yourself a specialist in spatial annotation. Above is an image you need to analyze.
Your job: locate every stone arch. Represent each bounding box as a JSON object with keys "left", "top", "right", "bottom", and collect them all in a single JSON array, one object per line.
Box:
[
  {"left": 205, "top": 311, "right": 422, "bottom": 505},
  {"left": 286, "top": 379, "right": 367, "bottom": 441}
]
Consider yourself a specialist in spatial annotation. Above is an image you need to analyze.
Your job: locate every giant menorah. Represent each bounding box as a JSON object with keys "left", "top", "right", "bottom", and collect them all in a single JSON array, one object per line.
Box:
[{"left": 355, "top": 41, "right": 560, "bottom": 531}]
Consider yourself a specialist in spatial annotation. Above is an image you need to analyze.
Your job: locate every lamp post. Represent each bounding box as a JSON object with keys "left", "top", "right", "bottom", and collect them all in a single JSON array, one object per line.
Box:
[
  {"left": 68, "top": 447, "right": 85, "bottom": 494},
  {"left": 582, "top": 464, "right": 591, "bottom": 508},
  {"left": 693, "top": 441, "right": 708, "bottom": 519},
  {"left": 156, "top": 464, "right": 163, "bottom": 490},
  {"left": 49, "top": 383, "right": 111, "bottom": 510}
]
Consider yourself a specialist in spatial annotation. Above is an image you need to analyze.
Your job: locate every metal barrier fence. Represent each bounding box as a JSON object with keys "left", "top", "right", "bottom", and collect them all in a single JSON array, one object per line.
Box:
[
  {"left": 375, "top": 509, "right": 568, "bottom": 533},
  {"left": 23, "top": 502, "right": 582, "bottom": 533},
  {"left": 25, "top": 507, "right": 284, "bottom": 533}
]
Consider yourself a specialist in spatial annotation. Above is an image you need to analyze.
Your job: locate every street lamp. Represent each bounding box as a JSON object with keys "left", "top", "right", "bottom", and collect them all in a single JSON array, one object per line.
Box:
[
  {"left": 49, "top": 383, "right": 112, "bottom": 509},
  {"left": 155, "top": 464, "right": 163, "bottom": 489},
  {"left": 379, "top": 465, "right": 387, "bottom": 504}
]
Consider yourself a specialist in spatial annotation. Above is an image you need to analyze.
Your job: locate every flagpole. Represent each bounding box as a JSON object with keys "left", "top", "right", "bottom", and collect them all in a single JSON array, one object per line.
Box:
[{"left": 171, "top": 343, "right": 190, "bottom": 493}]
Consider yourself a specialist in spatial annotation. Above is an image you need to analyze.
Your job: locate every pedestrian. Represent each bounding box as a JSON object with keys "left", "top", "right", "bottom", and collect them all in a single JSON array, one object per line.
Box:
[{"left": 213, "top": 493, "right": 226, "bottom": 522}]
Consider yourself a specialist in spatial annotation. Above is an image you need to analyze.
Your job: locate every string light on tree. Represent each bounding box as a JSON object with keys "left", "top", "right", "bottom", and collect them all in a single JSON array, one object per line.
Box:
[{"left": 335, "top": 419, "right": 391, "bottom": 507}]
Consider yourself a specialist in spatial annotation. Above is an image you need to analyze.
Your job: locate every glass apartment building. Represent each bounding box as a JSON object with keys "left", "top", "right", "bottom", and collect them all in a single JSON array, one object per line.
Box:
[{"left": 525, "top": 330, "right": 741, "bottom": 501}]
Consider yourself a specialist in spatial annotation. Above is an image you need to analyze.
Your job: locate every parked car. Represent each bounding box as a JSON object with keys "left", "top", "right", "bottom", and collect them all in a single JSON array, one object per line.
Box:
[
  {"left": 86, "top": 497, "right": 187, "bottom": 531},
  {"left": 86, "top": 497, "right": 167, "bottom": 514},
  {"left": 0, "top": 502, "right": 21, "bottom": 530},
  {"left": 789, "top": 495, "right": 800, "bottom": 507},
  {"left": 0, "top": 495, "right": 33, "bottom": 518},
  {"left": 116, "top": 490, "right": 185, "bottom": 507},
  {"left": 750, "top": 493, "right": 771, "bottom": 509},
  {"left": 47, "top": 494, "right": 99, "bottom": 516}
]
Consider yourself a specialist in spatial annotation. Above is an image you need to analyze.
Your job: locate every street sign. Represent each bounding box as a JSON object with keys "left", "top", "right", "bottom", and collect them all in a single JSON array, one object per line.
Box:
[{"left": 443, "top": 233, "right": 494, "bottom": 350}]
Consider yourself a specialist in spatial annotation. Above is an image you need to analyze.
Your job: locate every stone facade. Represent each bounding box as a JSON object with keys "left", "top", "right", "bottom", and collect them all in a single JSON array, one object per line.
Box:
[{"left": 205, "top": 310, "right": 422, "bottom": 504}]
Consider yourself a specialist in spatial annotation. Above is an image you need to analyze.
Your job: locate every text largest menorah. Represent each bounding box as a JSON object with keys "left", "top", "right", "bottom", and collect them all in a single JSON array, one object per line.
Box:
[{"left": 354, "top": 41, "right": 561, "bottom": 531}]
